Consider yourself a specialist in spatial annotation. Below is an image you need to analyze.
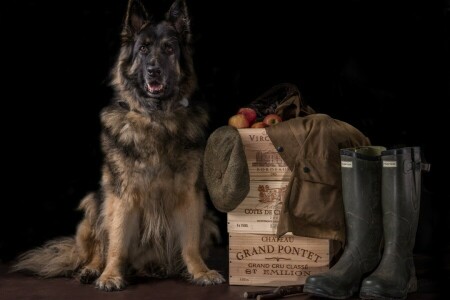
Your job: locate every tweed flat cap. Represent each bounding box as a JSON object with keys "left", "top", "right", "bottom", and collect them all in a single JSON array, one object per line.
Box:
[{"left": 204, "top": 126, "right": 250, "bottom": 213}]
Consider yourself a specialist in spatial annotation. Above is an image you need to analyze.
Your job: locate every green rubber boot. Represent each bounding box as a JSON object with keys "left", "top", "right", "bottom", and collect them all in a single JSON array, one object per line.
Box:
[
  {"left": 303, "top": 146, "right": 386, "bottom": 299},
  {"left": 360, "top": 147, "right": 430, "bottom": 300}
]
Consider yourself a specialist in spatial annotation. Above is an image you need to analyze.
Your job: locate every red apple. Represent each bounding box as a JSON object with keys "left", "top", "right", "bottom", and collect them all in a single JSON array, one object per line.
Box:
[
  {"left": 228, "top": 114, "right": 250, "bottom": 128},
  {"left": 251, "top": 121, "right": 267, "bottom": 128},
  {"left": 237, "top": 107, "right": 257, "bottom": 125},
  {"left": 263, "top": 114, "right": 282, "bottom": 126}
]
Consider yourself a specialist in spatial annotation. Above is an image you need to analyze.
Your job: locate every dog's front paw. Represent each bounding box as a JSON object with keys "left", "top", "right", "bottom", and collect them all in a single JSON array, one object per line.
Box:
[
  {"left": 78, "top": 267, "right": 101, "bottom": 284},
  {"left": 95, "top": 274, "right": 127, "bottom": 291},
  {"left": 191, "top": 270, "right": 226, "bottom": 285}
]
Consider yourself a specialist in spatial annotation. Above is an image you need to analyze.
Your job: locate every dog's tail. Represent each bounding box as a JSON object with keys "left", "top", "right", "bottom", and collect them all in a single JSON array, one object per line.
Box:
[{"left": 10, "top": 237, "right": 82, "bottom": 278}]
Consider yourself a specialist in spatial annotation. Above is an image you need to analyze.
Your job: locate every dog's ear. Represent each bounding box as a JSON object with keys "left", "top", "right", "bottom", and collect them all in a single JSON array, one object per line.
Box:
[
  {"left": 166, "top": 0, "right": 191, "bottom": 42},
  {"left": 123, "top": 0, "right": 149, "bottom": 38}
]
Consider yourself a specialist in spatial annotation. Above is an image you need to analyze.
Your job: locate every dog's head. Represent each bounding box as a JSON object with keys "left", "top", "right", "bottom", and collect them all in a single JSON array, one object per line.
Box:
[{"left": 112, "top": 0, "right": 196, "bottom": 111}]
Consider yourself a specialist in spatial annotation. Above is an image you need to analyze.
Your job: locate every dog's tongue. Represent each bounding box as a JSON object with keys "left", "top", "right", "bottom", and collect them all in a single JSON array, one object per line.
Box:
[{"left": 148, "top": 82, "right": 163, "bottom": 94}]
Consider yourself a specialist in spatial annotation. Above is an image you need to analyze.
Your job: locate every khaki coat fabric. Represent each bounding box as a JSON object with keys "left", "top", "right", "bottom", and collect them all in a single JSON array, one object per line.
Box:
[{"left": 266, "top": 114, "right": 371, "bottom": 244}]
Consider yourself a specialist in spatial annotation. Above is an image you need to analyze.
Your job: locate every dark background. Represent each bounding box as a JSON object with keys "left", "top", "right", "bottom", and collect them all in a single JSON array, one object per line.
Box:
[{"left": 1, "top": 0, "right": 449, "bottom": 274}]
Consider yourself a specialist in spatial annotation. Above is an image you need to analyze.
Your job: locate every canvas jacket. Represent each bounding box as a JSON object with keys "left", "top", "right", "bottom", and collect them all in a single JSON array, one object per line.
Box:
[{"left": 266, "top": 114, "right": 371, "bottom": 244}]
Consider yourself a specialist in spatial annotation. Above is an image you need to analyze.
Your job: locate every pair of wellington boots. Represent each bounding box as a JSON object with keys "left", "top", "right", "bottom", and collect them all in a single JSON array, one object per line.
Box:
[{"left": 304, "top": 146, "right": 429, "bottom": 299}]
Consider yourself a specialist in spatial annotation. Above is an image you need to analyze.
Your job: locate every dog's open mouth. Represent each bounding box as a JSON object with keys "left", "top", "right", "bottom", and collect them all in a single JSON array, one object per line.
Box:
[{"left": 146, "top": 81, "right": 164, "bottom": 95}]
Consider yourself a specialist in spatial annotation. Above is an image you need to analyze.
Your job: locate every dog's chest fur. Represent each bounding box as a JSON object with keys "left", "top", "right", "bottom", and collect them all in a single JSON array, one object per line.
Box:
[{"left": 100, "top": 102, "right": 207, "bottom": 205}]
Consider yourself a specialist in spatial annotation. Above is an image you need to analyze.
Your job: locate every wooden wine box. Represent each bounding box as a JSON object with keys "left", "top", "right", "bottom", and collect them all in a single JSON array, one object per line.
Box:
[
  {"left": 237, "top": 128, "right": 292, "bottom": 181},
  {"left": 227, "top": 180, "right": 289, "bottom": 234},
  {"left": 227, "top": 127, "right": 333, "bottom": 286},
  {"left": 228, "top": 232, "right": 332, "bottom": 287}
]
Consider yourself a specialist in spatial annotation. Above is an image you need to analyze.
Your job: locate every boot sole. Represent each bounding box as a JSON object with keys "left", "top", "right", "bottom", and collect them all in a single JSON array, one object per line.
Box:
[
  {"left": 359, "top": 289, "right": 407, "bottom": 300},
  {"left": 304, "top": 284, "right": 358, "bottom": 299},
  {"left": 359, "top": 276, "right": 417, "bottom": 300}
]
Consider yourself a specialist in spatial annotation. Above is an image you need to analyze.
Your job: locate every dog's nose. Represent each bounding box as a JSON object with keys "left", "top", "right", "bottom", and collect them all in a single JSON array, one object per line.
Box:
[{"left": 147, "top": 67, "right": 161, "bottom": 77}]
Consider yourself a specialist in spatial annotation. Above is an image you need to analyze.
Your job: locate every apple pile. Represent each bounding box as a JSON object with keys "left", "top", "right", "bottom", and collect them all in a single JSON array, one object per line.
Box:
[{"left": 228, "top": 107, "right": 282, "bottom": 129}]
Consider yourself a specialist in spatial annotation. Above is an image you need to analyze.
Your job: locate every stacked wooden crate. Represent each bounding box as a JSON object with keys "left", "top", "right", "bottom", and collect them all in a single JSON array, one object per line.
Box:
[{"left": 227, "top": 128, "right": 332, "bottom": 287}]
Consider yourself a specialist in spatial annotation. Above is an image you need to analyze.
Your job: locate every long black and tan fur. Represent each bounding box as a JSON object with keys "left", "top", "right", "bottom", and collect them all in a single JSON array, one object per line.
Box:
[{"left": 12, "top": 0, "right": 225, "bottom": 291}]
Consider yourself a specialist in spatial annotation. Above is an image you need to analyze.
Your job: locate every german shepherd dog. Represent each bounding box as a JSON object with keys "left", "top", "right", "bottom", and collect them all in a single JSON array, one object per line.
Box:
[{"left": 12, "top": 0, "right": 225, "bottom": 291}]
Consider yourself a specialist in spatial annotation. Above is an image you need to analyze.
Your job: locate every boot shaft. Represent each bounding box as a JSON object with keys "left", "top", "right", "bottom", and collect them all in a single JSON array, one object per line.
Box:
[
  {"left": 340, "top": 146, "right": 385, "bottom": 253},
  {"left": 380, "top": 147, "right": 426, "bottom": 254}
]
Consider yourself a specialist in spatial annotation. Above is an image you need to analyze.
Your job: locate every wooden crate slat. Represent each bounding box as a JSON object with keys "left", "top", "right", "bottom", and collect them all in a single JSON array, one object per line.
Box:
[
  {"left": 228, "top": 181, "right": 289, "bottom": 234},
  {"left": 229, "top": 233, "right": 331, "bottom": 286},
  {"left": 238, "top": 128, "right": 292, "bottom": 181}
]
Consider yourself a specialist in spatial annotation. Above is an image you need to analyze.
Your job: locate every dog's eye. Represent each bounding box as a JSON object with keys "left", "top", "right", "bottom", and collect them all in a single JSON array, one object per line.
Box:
[
  {"left": 164, "top": 44, "right": 174, "bottom": 54},
  {"left": 139, "top": 45, "right": 148, "bottom": 54}
]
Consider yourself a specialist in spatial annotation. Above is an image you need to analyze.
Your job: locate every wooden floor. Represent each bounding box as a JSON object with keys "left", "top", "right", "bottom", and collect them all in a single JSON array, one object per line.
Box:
[{"left": 0, "top": 246, "right": 444, "bottom": 300}]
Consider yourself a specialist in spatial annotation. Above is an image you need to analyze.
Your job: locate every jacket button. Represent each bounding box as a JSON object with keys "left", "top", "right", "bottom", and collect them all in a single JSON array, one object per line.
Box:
[
  {"left": 276, "top": 146, "right": 284, "bottom": 152},
  {"left": 216, "top": 171, "right": 222, "bottom": 179},
  {"left": 303, "top": 167, "right": 310, "bottom": 173}
]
